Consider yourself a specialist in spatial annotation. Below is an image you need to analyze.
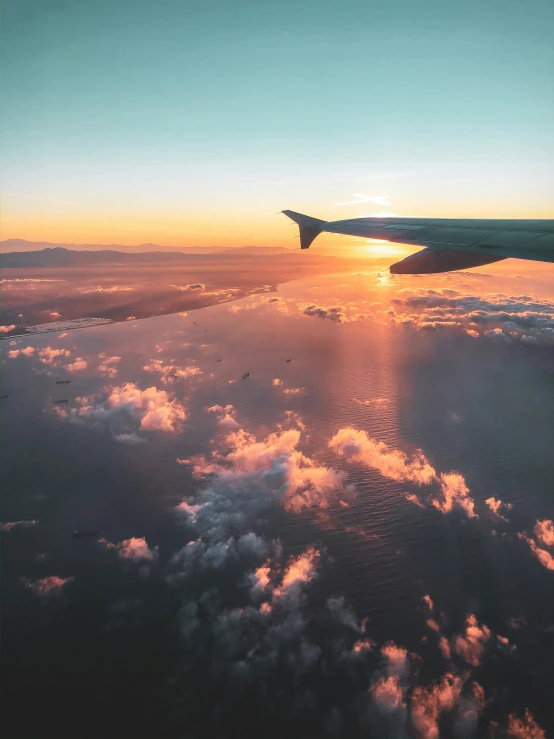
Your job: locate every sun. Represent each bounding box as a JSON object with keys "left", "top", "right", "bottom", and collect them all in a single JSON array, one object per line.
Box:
[{"left": 365, "top": 239, "right": 405, "bottom": 257}]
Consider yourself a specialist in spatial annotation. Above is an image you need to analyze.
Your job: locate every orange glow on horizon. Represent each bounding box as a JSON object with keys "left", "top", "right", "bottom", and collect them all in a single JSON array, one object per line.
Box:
[{"left": 2, "top": 191, "right": 554, "bottom": 251}]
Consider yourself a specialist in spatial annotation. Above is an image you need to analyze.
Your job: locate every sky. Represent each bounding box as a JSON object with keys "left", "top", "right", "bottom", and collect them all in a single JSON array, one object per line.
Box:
[{"left": 1, "top": 0, "right": 553, "bottom": 247}]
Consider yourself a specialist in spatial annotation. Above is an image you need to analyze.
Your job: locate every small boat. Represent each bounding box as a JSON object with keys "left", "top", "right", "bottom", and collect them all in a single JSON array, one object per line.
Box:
[
  {"left": 216, "top": 359, "right": 222, "bottom": 362},
  {"left": 72, "top": 530, "right": 98, "bottom": 538},
  {"left": 286, "top": 358, "right": 292, "bottom": 363},
  {"left": 242, "top": 372, "right": 250, "bottom": 379},
  {"left": 56, "top": 380, "right": 72, "bottom": 385},
  {"left": 53, "top": 399, "right": 69, "bottom": 404},
  {"left": 0, "top": 395, "right": 8, "bottom": 400}
]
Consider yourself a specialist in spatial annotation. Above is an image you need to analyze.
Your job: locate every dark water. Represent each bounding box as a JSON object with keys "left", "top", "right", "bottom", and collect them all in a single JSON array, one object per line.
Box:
[{"left": 2, "top": 266, "right": 554, "bottom": 738}]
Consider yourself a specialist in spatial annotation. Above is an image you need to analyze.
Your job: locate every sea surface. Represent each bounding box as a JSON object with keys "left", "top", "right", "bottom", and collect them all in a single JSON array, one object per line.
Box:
[{"left": 2, "top": 263, "right": 554, "bottom": 738}]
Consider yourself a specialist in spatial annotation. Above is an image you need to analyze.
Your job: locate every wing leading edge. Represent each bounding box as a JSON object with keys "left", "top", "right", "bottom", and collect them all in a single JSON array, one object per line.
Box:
[{"left": 281, "top": 210, "right": 554, "bottom": 274}]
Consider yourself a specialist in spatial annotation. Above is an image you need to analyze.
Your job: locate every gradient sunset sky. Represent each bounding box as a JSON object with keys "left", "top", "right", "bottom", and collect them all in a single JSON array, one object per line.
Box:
[{"left": 1, "top": 0, "right": 553, "bottom": 248}]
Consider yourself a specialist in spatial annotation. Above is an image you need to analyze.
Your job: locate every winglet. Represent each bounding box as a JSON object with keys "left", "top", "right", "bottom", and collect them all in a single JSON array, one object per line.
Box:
[{"left": 282, "top": 210, "right": 326, "bottom": 249}]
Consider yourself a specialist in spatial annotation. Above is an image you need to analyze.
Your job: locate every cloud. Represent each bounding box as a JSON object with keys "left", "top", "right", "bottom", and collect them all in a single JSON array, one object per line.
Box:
[
  {"left": 206, "top": 404, "right": 241, "bottom": 429},
  {"left": 172, "top": 533, "right": 269, "bottom": 576},
  {"left": 7, "top": 345, "right": 35, "bottom": 359},
  {"left": 98, "top": 354, "right": 121, "bottom": 377},
  {"left": 164, "top": 416, "right": 525, "bottom": 734},
  {"left": 38, "top": 347, "right": 71, "bottom": 365},
  {"left": 178, "top": 428, "right": 351, "bottom": 531},
  {"left": 143, "top": 358, "right": 202, "bottom": 384},
  {"left": 61, "top": 382, "right": 187, "bottom": 435},
  {"left": 505, "top": 709, "right": 546, "bottom": 739},
  {"left": 507, "top": 616, "right": 527, "bottom": 630},
  {"left": 534, "top": 519, "right": 554, "bottom": 547},
  {"left": 334, "top": 193, "right": 391, "bottom": 207},
  {"left": 282, "top": 386, "right": 305, "bottom": 396},
  {"left": 67, "top": 357, "right": 87, "bottom": 373},
  {"left": 330, "top": 429, "right": 478, "bottom": 518},
  {"left": 485, "top": 497, "right": 513, "bottom": 521},
  {"left": 0, "top": 324, "right": 17, "bottom": 333},
  {"left": 79, "top": 285, "right": 134, "bottom": 293},
  {"left": 366, "top": 642, "right": 412, "bottom": 737},
  {"left": 452, "top": 614, "right": 491, "bottom": 667},
  {"left": 329, "top": 428, "right": 436, "bottom": 485},
  {"left": 1, "top": 278, "right": 61, "bottom": 284},
  {"left": 518, "top": 519, "right": 554, "bottom": 571},
  {"left": 432, "top": 473, "right": 477, "bottom": 519},
  {"left": 422, "top": 594, "right": 434, "bottom": 612},
  {"left": 170, "top": 283, "right": 205, "bottom": 292},
  {"left": 390, "top": 289, "right": 554, "bottom": 346},
  {"left": 273, "top": 547, "right": 320, "bottom": 601},
  {"left": 114, "top": 432, "right": 146, "bottom": 444},
  {"left": 0, "top": 520, "right": 38, "bottom": 532},
  {"left": 327, "top": 595, "right": 368, "bottom": 634},
  {"left": 24, "top": 576, "right": 74, "bottom": 596},
  {"left": 100, "top": 536, "right": 158, "bottom": 562},
  {"left": 272, "top": 379, "right": 305, "bottom": 397},
  {"left": 411, "top": 673, "right": 466, "bottom": 739},
  {"left": 405, "top": 493, "right": 425, "bottom": 508},
  {"left": 303, "top": 304, "right": 345, "bottom": 323}
]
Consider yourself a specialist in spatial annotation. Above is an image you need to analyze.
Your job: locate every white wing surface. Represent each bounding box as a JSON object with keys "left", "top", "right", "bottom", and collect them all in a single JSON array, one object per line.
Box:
[{"left": 282, "top": 210, "right": 554, "bottom": 274}]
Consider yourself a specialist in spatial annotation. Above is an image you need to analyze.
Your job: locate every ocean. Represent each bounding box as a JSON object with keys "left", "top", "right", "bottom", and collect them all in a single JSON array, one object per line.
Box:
[{"left": 2, "top": 265, "right": 554, "bottom": 738}]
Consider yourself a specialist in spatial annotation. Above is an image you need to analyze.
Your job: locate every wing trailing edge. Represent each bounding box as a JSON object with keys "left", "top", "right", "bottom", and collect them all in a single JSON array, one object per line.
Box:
[{"left": 389, "top": 248, "right": 506, "bottom": 274}]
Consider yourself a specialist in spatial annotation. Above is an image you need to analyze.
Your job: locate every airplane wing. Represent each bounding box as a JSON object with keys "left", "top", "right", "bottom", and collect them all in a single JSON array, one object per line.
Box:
[{"left": 282, "top": 210, "right": 554, "bottom": 274}]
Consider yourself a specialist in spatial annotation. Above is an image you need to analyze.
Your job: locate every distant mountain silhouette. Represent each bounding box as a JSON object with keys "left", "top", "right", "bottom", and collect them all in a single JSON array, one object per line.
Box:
[
  {"left": 1, "top": 238, "right": 290, "bottom": 256},
  {"left": 0, "top": 246, "right": 296, "bottom": 267}
]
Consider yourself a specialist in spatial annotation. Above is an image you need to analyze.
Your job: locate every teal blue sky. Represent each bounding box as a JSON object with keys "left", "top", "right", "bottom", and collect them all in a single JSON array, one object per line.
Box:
[{"left": 1, "top": 0, "right": 553, "bottom": 246}]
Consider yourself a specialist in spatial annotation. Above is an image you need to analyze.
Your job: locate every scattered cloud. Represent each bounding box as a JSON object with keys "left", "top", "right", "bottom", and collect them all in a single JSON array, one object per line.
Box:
[
  {"left": 452, "top": 614, "right": 491, "bottom": 667},
  {"left": 206, "top": 404, "right": 241, "bottom": 429},
  {"left": 79, "top": 285, "right": 134, "bottom": 293},
  {"left": 98, "top": 354, "right": 121, "bottom": 377},
  {"left": 114, "top": 432, "right": 146, "bottom": 444},
  {"left": 1, "top": 278, "right": 61, "bottom": 284},
  {"left": 67, "top": 357, "right": 87, "bottom": 372},
  {"left": 58, "top": 382, "right": 187, "bottom": 436},
  {"left": 485, "top": 497, "right": 513, "bottom": 521},
  {"left": 334, "top": 193, "right": 391, "bottom": 207},
  {"left": 143, "top": 358, "right": 202, "bottom": 384},
  {"left": 389, "top": 289, "right": 554, "bottom": 346},
  {"left": 330, "top": 428, "right": 477, "bottom": 519},
  {"left": 38, "top": 347, "right": 71, "bottom": 365},
  {"left": 7, "top": 345, "right": 35, "bottom": 359},
  {"left": 24, "top": 576, "right": 74, "bottom": 596},
  {"left": 0, "top": 324, "right": 17, "bottom": 333},
  {"left": 100, "top": 536, "right": 158, "bottom": 562},
  {"left": 303, "top": 304, "right": 345, "bottom": 323},
  {"left": 170, "top": 283, "right": 205, "bottom": 292},
  {"left": 432, "top": 473, "right": 477, "bottom": 519},
  {"left": 504, "top": 709, "right": 546, "bottom": 739},
  {"left": 178, "top": 427, "right": 351, "bottom": 523},
  {"left": 518, "top": 519, "right": 554, "bottom": 571},
  {"left": 329, "top": 428, "right": 436, "bottom": 485},
  {"left": 1, "top": 520, "right": 38, "bottom": 532}
]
